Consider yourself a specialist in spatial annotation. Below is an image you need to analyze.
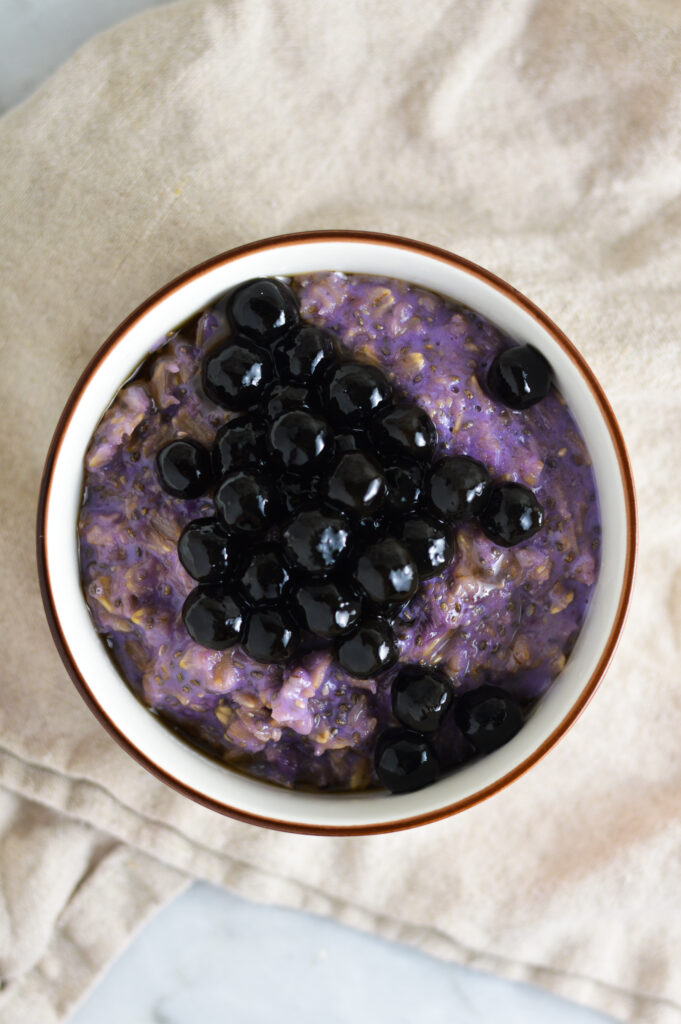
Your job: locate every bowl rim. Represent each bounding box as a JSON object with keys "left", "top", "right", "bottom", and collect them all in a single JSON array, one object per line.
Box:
[{"left": 36, "top": 229, "right": 637, "bottom": 836}]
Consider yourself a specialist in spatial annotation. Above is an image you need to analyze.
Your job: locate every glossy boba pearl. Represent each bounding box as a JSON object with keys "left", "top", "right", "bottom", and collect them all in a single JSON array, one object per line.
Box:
[
  {"left": 292, "top": 582, "right": 362, "bottom": 638},
  {"left": 370, "top": 404, "right": 437, "bottom": 461},
  {"left": 226, "top": 278, "right": 299, "bottom": 343},
  {"left": 243, "top": 608, "right": 299, "bottom": 663},
  {"left": 356, "top": 513, "right": 389, "bottom": 544},
  {"left": 203, "top": 339, "right": 273, "bottom": 410},
  {"left": 182, "top": 587, "right": 244, "bottom": 650},
  {"left": 178, "top": 518, "right": 234, "bottom": 583},
  {"left": 487, "top": 344, "right": 552, "bottom": 410},
  {"left": 264, "top": 382, "right": 312, "bottom": 421},
  {"left": 478, "top": 482, "right": 543, "bottom": 547},
  {"left": 268, "top": 410, "right": 333, "bottom": 472},
  {"left": 324, "top": 362, "right": 393, "bottom": 428},
  {"left": 394, "top": 516, "right": 454, "bottom": 580},
  {"left": 156, "top": 439, "right": 212, "bottom": 499},
  {"left": 214, "top": 470, "right": 275, "bottom": 534},
  {"left": 241, "top": 544, "right": 292, "bottom": 605},
  {"left": 212, "top": 415, "right": 267, "bottom": 477},
  {"left": 453, "top": 685, "right": 523, "bottom": 754},
  {"left": 391, "top": 664, "right": 452, "bottom": 732},
  {"left": 427, "top": 455, "right": 491, "bottom": 521},
  {"left": 355, "top": 537, "right": 418, "bottom": 606},
  {"left": 336, "top": 618, "right": 398, "bottom": 679},
  {"left": 374, "top": 728, "right": 441, "bottom": 793},
  {"left": 324, "top": 451, "right": 386, "bottom": 517},
  {"left": 280, "top": 472, "right": 323, "bottom": 515},
  {"left": 274, "top": 324, "right": 337, "bottom": 384},
  {"left": 383, "top": 460, "right": 424, "bottom": 515},
  {"left": 335, "top": 433, "right": 362, "bottom": 454},
  {"left": 282, "top": 509, "right": 352, "bottom": 575}
]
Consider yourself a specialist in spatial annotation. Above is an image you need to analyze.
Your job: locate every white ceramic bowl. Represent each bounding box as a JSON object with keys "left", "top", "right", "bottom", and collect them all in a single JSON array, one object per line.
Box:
[{"left": 37, "top": 231, "right": 636, "bottom": 835}]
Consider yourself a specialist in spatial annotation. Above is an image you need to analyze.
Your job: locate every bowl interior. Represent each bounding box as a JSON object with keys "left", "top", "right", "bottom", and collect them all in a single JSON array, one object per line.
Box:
[{"left": 42, "top": 236, "right": 633, "bottom": 832}]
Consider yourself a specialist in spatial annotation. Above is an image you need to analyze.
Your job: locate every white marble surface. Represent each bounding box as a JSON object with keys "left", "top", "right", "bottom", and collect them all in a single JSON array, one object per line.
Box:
[
  {"left": 69, "top": 882, "right": 615, "bottom": 1024},
  {"left": 0, "top": 0, "right": 168, "bottom": 113},
  {"left": 0, "top": 2, "right": 619, "bottom": 1021}
]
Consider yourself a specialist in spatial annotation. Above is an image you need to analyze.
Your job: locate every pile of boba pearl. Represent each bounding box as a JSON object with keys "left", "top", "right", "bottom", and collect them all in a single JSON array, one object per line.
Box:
[
  {"left": 155, "top": 277, "right": 552, "bottom": 793},
  {"left": 374, "top": 666, "right": 526, "bottom": 793}
]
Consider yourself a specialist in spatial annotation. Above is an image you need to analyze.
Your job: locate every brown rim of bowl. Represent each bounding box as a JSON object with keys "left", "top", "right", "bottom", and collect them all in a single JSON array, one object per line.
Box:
[{"left": 36, "top": 230, "right": 637, "bottom": 836}]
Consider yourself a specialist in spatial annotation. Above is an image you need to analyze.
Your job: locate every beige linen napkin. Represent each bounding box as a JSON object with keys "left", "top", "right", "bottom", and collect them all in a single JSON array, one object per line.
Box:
[{"left": 1, "top": 0, "right": 680, "bottom": 1020}]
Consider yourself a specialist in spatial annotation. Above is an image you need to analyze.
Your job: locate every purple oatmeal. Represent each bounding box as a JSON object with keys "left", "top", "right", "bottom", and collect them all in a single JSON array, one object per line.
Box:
[{"left": 77, "top": 273, "right": 600, "bottom": 791}]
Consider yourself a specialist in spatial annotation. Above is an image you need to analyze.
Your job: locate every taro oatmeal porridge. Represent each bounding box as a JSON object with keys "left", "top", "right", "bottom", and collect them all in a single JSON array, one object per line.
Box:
[{"left": 78, "top": 273, "right": 600, "bottom": 793}]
